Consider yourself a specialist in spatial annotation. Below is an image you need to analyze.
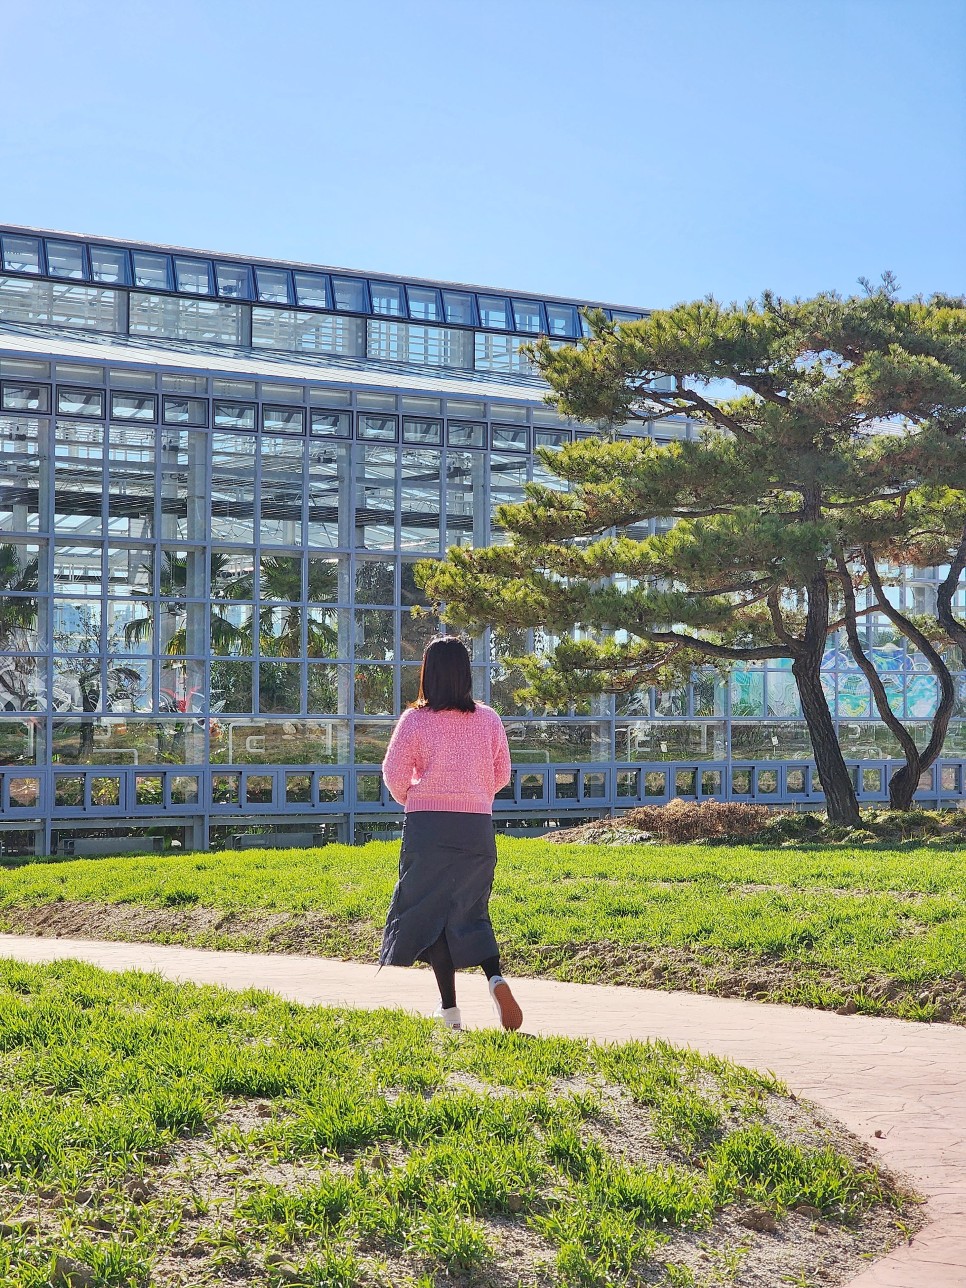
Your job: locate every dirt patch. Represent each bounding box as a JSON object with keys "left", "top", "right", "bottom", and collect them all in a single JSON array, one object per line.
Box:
[{"left": 5, "top": 899, "right": 965, "bottom": 1025}]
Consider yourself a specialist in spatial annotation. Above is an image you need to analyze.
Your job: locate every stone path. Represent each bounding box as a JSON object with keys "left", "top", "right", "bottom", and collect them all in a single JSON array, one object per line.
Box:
[{"left": 1, "top": 934, "right": 964, "bottom": 1288}]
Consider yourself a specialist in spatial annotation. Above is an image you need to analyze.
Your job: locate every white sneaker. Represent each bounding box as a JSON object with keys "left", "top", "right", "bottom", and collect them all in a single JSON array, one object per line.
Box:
[
  {"left": 431, "top": 1005, "right": 462, "bottom": 1031},
  {"left": 488, "top": 977, "right": 523, "bottom": 1031}
]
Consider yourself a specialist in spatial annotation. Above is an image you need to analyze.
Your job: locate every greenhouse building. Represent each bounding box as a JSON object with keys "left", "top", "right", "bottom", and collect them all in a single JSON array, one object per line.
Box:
[{"left": 0, "top": 223, "right": 963, "bottom": 855}]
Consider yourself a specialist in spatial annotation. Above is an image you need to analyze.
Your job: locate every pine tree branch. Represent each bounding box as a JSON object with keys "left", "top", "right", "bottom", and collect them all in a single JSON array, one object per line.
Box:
[
  {"left": 835, "top": 552, "right": 920, "bottom": 766},
  {"left": 767, "top": 587, "right": 799, "bottom": 650}
]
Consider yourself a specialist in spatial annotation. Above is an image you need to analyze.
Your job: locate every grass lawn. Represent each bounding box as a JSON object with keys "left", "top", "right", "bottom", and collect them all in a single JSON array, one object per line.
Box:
[
  {"left": 0, "top": 958, "right": 914, "bottom": 1287},
  {"left": 1, "top": 839, "right": 965, "bottom": 1023}
]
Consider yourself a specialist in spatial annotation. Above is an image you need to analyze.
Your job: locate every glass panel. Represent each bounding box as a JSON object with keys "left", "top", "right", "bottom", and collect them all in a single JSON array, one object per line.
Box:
[
  {"left": 263, "top": 405, "right": 305, "bottom": 434},
  {"left": 55, "top": 774, "right": 85, "bottom": 807},
  {"left": 307, "top": 555, "right": 343, "bottom": 604},
  {"left": 370, "top": 282, "right": 405, "bottom": 316},
  {"left": 110, "top": 392, "right": 157, "bottom": 422},
  {"left": 8, "top": 775, "right": 40, "bottom": 807},
  {"left": 447, "top": 420, "right": 485, "bottom": 448},
  {"left": 51, "top": 717, "right": 203, "bottom": 765},
  {"left": 258, "top": 552, "right": 302, "bottom": 602},
  {"left": 757, "top": 769, "right": 778, "bottom": 794},
  {"left": 110, "top": 368, "right": 156, "bottom": 391},
  {"left": 445, "top": 449, "right": 487, "bottom": 548},
  {"left": 210, "top": 659, "right": 253, "bottom": 712},
  {"left": 732, "top": 722, "right": 811, "bottom": 759},
  {"left": 215, "top": 263, "right": 252, "bottom": 299},
  {"left": 442, "top": 291, "right": 475, "bottom": 325},
  {"left": 306, "top": 663, "right": 341, "bottom": 713},
  {"left": 331, "top": 276, "right": 368, "bottom": 312},
  {"left": 406, "top": 287, "right": 440, "bottom": 321},
  {"left": 359, "top": 414, "right": 397, "bottom": 442},
  {"left": 778, "top": 768, "right": 803, "bottom": 794},
  {"left": 211, "top": 433, "right": 257, "bottom": 544},
  {"left": 545, "top": 304, "right": 578, "bottom": 338},
  {"left": 2, "top": 384, "right": 50, "bottom": 413},
  {"left": 45, "top": 241, "right": 87, "bottom": 279},
  {"left": 90, "top": 775, "right": 121, "bottom": 806},
  {"left": 512, "top": 300, "right": 543, "bottom": 333},
  {"left": 251, "top": 308, "right": 365, "bottom": 356},
  {"left": 0, "top": 277, "right": 123, "bottom": 330},
  {"left": 255, "top": 268, "right": 292, "bottom": 303},
  {"left": 399, "top": 448, "right": 441, "bottom": 552},
  {"left": 293, "top": 272, "right": 329, "bottom": 308},
  {"left": 0, "top": 656, "right": 44, "bottom": 710},
  {"left": 701, "top": 769, "right": 722, "bottom": 796},
  {"left": 210, "top": 604, "right": 253, "bottom": 656},
  {"left": 617, "top": 721, "right": 725, "bottom": 761},
  {"left": 134, "top": 773, "right": 162, "bottom": 805},
  {"left": 159, "top": 656, "right": 205, "bottom": 713},
  {"left": 106, "top": 599, "right": 151, "bottom": 652},
  {"left": 128, "top": 293, "right": 245, "bottom": 344},
  {"left": 477, "top": 295, "right": 510, "bottom": 329},
  {"left": 517, "top": 771, "right": 544, "bottom": 800},
  {"left": 258, "top": 660, "right": 301, "bottom": 714},
  {"left": 0, "top": 593, "right": 39, "bottom": 649},
  {"left": 355, "top": 559, "right": 394, "bottom": 604},
  {"left": 355, "top": 609, "right": 395, "bottom": 660},
  {"left": 582, "top": 770, "right": 606, "bottom": 798},
  {"left": 173, "top": 257, "right": 212, "bottom": 294},
  {"left": 132, "top": 252, "right": 170, "bottom": 290},
  {"left": 310, "top": 409, "right": 351, "bottom": 438},
  {"left": 0, "top": 718, "right": 42, "bottom": 765},
  {"left": 555, "top": 770, "right": 578, "bottom": 799},
  {"left": 675, "top": 769, "right": 697, "bottom": 796},
  {"left": 57, "top": 387, "right": 104, "bottom": 417},
  {"left": 0, "top": 541, "right": 40, "bottom": 594},
  {"left": 214, "top": 401, "right": 256, "bottom": 430},
  {"left": 862, "top": 768, "right": 883, "bottom": 793},
  {"left": 210, "top": 718, "right": 348, "bottom": 765},
  {"left": 732, "top": 768, "right": 753, "bottom": 795},
  {"left": 475, "top": 332, "right": 532, "bottom": 374},
  {"left": 307, "top": 441, "right": 348, "bottom": 549},
  {"left": 259, "top": 445, "right": 304, "bottom": 546},
  {"left": 319, "top": 773, "right": 344, "bottom": 802},
  {"left": 246, "top": 774, "right": 274, "bottom": 804},
  {"left": 506, "top": 721, "right": 608, "bottom": 763},
  {"left": 90, "top": 246, "right": 129, "bottom": 284},
  {"left": 402, "top": 417, "right": 442, "bottom": 445},
  {"left": 492, "top": 424, "right": 529, "bottom": 452},
  {"left": 1, "top": 236, "right": 41, "bottom": 273},
  {"left": 162, "top": 396, "right": 207, "bottom": 427},
  {"left": 211, "top": 772, "right": 240, "bottom": 803},
  {"left": 168, "top": 774, "right": 198, "bottom": 804},
  {"left": 53, "top": 598, "right": 101, "bottom": 654},
  {"left": 730, "top": 669, "right": 765, "bottom": 717},
  {"left": 286, "top": 772, "right": 312, "bottom": 804},
  {"left": 354, "top": 664, "right": 393, "bottom": 714},
  {"left": 355, "top": 446, "right": 397, "bottom": 550}
]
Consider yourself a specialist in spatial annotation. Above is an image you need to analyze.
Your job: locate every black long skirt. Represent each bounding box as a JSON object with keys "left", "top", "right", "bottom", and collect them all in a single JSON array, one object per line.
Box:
[{"left": 379, "top": 811, "right": 500, "bottom": 970}]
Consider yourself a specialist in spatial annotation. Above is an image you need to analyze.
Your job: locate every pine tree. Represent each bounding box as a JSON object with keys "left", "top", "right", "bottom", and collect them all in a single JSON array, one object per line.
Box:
[{"left": 419, "top": 284, "right": 966, "bottom": 825}]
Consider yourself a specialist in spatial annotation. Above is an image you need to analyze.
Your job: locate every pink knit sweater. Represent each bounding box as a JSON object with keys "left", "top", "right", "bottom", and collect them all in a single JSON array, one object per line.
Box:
[{"left": 381, "top": 703, "right": 512, "bottom": 814}]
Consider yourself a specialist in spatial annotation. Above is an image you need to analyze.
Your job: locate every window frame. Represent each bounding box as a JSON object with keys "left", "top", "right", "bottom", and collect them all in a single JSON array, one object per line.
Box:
[{"left": 44, "top": 240, "right": 90, "bottom": 281}]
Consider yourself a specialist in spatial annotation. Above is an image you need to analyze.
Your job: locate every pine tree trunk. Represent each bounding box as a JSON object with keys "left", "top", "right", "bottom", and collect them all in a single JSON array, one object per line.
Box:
[
  {"left": 792, "top": 654, "right": 861, "bottom": 825},
  {"left": 887, "top": 763, "right": 920, "bottom": 812}
]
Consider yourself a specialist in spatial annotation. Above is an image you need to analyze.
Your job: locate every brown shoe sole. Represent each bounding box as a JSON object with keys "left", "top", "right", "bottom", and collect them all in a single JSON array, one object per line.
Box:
[{"left": 492, "top": 981, "right": 523, "bottom": 1031}]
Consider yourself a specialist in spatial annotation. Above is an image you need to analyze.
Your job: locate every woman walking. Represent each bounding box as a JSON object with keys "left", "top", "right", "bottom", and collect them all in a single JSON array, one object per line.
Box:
[{"left": 380, "top": 635, "right": 522, "bottom": 1032}]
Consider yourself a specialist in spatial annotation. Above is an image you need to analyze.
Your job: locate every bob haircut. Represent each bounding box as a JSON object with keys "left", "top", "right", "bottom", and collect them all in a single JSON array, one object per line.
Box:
[{"left": 413, "top": 636, "right": 475, "bottom": 712}]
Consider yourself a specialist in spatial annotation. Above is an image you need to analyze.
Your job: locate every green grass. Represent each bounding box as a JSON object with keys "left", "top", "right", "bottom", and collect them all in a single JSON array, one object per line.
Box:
[
  {"left": 0, "top": 959, "right": 902, "bottom": 1287},
  {"left": 2, "top": 839, "right": 966, "bottom": 1021}
]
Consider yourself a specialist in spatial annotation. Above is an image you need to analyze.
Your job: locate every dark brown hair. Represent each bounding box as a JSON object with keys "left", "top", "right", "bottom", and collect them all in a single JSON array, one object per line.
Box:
[{"left": 413, "top": 636, "right": 475, "bottom": 712}]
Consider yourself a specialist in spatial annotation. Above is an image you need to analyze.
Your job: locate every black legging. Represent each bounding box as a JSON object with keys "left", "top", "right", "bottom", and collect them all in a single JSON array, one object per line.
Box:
[{"left": 425, "top": 934, "right": 501, "bottom": 1010}]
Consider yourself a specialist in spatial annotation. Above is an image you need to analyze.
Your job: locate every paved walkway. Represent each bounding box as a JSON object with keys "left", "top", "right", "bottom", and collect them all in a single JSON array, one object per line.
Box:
[{"left": 1, "top": 935, "right": 964, "bottom": 1288}]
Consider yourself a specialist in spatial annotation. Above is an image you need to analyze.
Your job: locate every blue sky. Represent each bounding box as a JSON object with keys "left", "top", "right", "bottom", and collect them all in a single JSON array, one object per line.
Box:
[{"left": 2, "top": 0, "right": 963, "bottom": 308}]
